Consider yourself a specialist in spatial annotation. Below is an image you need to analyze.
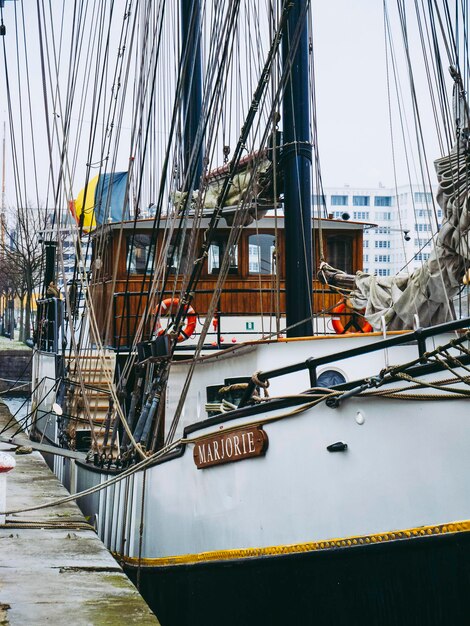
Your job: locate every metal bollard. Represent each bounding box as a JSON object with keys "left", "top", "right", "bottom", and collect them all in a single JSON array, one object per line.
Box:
[{"left": 0, "top": 451, "right": 16, "bottom": 524}]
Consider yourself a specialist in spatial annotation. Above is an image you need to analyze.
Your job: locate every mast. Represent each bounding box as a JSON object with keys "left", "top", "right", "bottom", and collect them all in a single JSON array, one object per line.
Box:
[
  {"left": 1, "top": 121, "right": 5, "bottom": 256},
  {"left": 282, "top": 0, "right": 313, "bottom": 337},
  {"left": 181, "top": 0, "right": 203, "bottom": 187}
]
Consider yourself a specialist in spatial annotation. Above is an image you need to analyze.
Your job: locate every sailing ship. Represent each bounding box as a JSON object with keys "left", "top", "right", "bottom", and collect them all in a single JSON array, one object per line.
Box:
[{"left": 3, "top": 0, "right": 470, "bottom": 623}]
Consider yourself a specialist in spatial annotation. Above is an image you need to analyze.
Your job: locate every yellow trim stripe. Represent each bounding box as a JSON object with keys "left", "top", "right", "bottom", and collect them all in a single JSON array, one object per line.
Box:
[{"left": 117, "top": 519, "right": 470, "bottom": 568}]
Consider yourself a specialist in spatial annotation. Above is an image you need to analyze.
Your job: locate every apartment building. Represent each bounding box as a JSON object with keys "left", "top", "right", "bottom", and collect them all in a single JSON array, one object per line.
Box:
[{"left": 314, "top": 184, "right": 442, "bottom": 277}]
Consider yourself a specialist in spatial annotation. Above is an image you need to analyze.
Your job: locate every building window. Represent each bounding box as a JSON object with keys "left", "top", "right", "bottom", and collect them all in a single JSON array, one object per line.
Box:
[
  {"left": 415, "top": 252, "right": 431, "bottom": 261},
  {"left": 363, "top": 240, "right": 369, "bottom": 248},
  {"left": 353, "top": 195, "right": 370, "bottom": 206},
  {"left": 363, "top": 254, "right": 369, "bottom": 262},
  {"left": 375, "top": 226, "right": 391, "bottom": 234},
  {"left": 414, "top": 192, "right": 433, "bottom": 203},
  {"left": 331, "top": 195, "right": 348, "bottom": 206},
  {"left": 375, "top": 240, "right": 391, "bottom": 248},
  {"left": 312, "top": 194, "right": 326, "bottom": 206},
  {"left": 377, "top": 268, "right": 390, "bottom": 276},
  {"left": 208, "top": 237, "right": 238, "bottom": 274},
  {"left": 353, "top": 211, "right": 369, "bottom": 220},
  {"left": 374, "top": 196, "right": 392, "bottom": 207},
  {"left": 248, "top": 234, "right": 276, "bottom": 274},
  {"left": 415, "top": 223, "right": 432, "bottom": 232},
  {"left": 375, "top": 255, "right": 390, "bottom": 262},
  {"left": 375, "top": 211, "right": 392, "bottom": 220}
]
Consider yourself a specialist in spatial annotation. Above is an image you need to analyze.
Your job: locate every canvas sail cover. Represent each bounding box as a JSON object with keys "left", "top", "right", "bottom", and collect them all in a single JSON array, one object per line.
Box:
[
  {"left": 173, "top": 155, "right": 276, "bottom": 224},
  {"left": 348, "top": 140, "right": 470, "bottom": 329}
]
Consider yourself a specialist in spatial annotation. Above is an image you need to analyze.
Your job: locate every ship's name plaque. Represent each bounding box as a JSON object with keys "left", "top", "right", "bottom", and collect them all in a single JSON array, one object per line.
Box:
[{"left": 193, "top": 426, "right": 268, "bottom": 469}]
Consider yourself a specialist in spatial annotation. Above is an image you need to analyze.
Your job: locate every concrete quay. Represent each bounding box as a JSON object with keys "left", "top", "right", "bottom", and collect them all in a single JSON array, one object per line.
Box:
[{"left": 0, "top": 402, "right": 160, "bottom": 625}]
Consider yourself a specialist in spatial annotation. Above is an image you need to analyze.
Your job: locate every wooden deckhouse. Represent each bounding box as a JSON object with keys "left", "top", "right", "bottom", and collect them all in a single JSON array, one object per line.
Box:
[{"left": 89, "top": 215, "right": 371, "bottom": 349}]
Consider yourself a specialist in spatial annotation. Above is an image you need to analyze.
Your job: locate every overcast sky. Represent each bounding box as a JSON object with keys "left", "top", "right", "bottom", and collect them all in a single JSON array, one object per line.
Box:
[
  {"left": 313, "top": 0, "right": 395, "bottom": 187},
  {"left": 0, "top": 0, "right": 455, "bottom": 209},
  {"left": 312, "top": 0, "right": 448, "bottom": 190}
]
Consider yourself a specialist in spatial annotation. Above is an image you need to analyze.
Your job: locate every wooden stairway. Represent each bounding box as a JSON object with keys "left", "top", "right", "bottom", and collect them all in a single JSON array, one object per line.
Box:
[{"left": 65, "top": 352, "right": 118, "bottom": 456}]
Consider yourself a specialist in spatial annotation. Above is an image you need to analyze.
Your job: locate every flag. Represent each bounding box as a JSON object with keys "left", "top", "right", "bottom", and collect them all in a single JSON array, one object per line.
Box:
[{"left": 68, "top": 171, "right": 129, "bottom": 231}]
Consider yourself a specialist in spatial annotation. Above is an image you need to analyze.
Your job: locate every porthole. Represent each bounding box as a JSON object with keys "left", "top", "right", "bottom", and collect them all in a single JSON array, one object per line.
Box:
[{"left": 317, "top": 369, "right": 347, "bottom": 388}]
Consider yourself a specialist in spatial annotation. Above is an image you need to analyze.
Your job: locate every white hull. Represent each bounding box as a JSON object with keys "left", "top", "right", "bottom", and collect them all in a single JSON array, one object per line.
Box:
[{"left": 36, "top": 329, "right": 470, "bottom": 563}]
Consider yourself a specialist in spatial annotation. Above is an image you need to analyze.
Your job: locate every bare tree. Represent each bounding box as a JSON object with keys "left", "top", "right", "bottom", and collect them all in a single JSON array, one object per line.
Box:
[
  {"left": 0, "top": 205, "right": 45, "bottom": 342},
  {"left": 0, "top": 253, "right": 21, "bottom": 337}
]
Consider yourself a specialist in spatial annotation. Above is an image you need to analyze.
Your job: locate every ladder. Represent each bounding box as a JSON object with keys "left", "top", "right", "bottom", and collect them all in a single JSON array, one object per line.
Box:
[{"left": 65, "top": 352, "right": 118, "bottom": 456}]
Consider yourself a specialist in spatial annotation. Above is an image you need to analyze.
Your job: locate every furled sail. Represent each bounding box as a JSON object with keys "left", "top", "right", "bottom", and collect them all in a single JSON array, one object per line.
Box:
[
  {"left": 348, "top": 139, "right": 469, "bottom": 329},
  {"left": 173, "top": 152, "right": 278, "bottom": 225},
  {"left": 323, "top": 73, "right": 470, "bottom": 331}
]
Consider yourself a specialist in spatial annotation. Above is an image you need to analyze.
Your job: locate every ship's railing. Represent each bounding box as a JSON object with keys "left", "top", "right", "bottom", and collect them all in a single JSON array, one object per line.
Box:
[
  {"left": 238, "top": 316, "right": 470, "bottom": 406},
  {"left": 35, "top": 297, "right": 65, "bottom": 353},
  {"left": 111, "top": 290, "right": 284, "bottom": 349},
  {"left": 111, "top": 288, "right": 340, "bottom": 349}
]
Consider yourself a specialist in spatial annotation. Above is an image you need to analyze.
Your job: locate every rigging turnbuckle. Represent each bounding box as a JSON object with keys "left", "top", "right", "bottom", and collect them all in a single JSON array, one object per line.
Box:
[{"left": 325, "top": 377, "right": 381, "bottom": 409}]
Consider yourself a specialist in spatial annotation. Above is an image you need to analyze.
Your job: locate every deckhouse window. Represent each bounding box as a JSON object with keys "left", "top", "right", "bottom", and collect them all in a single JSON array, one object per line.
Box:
[
  {"left": 167, "top": 234, "right": 191, "bottom": 275},
  {"left": 248, "top": 234, "right": 276, "bottom": 274},
  {"left": 126, "top": 234, "right": 155, "bottom": 273},
  {"left": 208, "top": 236, "right": 238, "bottom": 274},
  {"left": 326, "top": 235, "right": 353, "bottom": 274}
]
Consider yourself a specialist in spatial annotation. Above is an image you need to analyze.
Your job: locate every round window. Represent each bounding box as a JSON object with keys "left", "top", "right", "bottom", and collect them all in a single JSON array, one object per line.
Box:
[{"left": 317, "top": 369, "right": 346, "bottom": 388}]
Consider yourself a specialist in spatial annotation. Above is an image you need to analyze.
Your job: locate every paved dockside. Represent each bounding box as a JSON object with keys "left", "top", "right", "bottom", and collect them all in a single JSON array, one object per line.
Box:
[{"left": 0, "top": 402, "right": 160, "bottom": 625}]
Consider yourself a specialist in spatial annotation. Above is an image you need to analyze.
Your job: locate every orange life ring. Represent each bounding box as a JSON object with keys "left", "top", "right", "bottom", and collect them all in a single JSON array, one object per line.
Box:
[
  {"left": 331, "top": 302, "right": 373, "bottom": 334},
  {"left": 155, "top": 298, "right": 197, "bottom": 343}
]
